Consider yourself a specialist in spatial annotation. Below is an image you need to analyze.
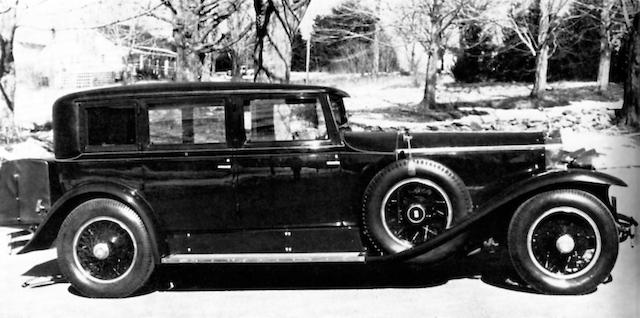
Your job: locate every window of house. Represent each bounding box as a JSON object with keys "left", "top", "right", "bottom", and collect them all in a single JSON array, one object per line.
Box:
[
  {"left": 243, "top": 98, "right": 327, "bottom": 143},
  {"left": 86, "top": 105, "right": 137, "bottom": 146},
  {"left": 148, "top": 103, "right": 225, "bottom": 145}
]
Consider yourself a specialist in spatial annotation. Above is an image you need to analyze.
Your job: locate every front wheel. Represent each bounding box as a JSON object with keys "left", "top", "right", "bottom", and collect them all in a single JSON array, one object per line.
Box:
[
  {"left": 508, "top": 190, "right": 619, "bottom": 294},
  {"left": 57, "top": 199, "right": 155, "bottom": 298}
]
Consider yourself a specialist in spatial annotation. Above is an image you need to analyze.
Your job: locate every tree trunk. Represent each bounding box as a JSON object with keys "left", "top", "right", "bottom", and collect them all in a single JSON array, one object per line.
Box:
[
  {"left": 617, "top": 14, "right": 640, "bottom": 128},
  {"left": 230, "top": 49, "right": 243, "bottom": 82},
  {"left": 372, "top": 0, "right": 380, "bottom": 77},
  {"left": 172, "top": 4, "right": 201, "bottom": 82},
  {"left": 597, "top": 0, "right": 613, "bottom": 92},
  {"left": 531, "top": 44, "right": 549, "bottom": 99},
  {"left": 419, "top": 39, "right": 440, "bottom": 112},
  {"left": 0, "top": 0, "right": 17, "bottom": 135},
  {"left": 372, "top": 25, "right": 379, "bottom": 77},
  {"left": 531, "top": 0, "right": 550, "bottom": 99}
]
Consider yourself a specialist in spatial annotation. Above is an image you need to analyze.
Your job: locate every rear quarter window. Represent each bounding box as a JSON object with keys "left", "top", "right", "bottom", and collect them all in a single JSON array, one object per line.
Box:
[{"left": 85, "top": 105, "right": 137, "bottom": 147}]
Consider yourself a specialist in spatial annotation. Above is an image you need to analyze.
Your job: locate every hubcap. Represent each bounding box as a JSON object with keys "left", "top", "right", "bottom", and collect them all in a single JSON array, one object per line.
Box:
[
  {"left": 527, "top": 207, "right": 601, "bottom": 279},
  {"left": 555, "top": 234, "right": 576, "bottom": 254},
  {"left": 406, "top": 204, "right": 427, "bottom": 224},
  {"left": 92, "top": 243, "right": 110, "bottom": 260},
  {"left": 381, "top": 178, "right": 453, "bottom": 249}
]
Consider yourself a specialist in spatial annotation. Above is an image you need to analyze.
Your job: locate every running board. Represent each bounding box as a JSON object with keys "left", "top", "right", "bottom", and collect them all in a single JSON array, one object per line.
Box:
[{"left": 161, "top": 252, "right": 365, "bottom": 264}]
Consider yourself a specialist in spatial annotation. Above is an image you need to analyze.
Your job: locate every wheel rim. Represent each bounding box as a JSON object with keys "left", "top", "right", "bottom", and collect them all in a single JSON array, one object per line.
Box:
[
  {"left": 72, "top": 216, "right": 137, "bottom": 283},
  {"left": 380, "top": 178, "right": 453, "bottom": 249},
  {"left": 526, "top": 207, "right": 601, "bottom": 279}
]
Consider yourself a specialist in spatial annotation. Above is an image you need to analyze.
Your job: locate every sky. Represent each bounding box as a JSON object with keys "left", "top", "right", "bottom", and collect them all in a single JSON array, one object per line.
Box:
[{"left": 16, "top": 0, "right": 345, "bottom": 42}]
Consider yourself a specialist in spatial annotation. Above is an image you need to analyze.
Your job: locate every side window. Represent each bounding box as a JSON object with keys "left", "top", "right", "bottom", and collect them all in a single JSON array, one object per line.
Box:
[
  {"left": 243, "top": 98, "right": 327, "bottom": 143},
  {"left": 149, "top": 103, "right": 225, "bottom": 145},
  {"left": 86, "top": 105, "right": 136, "bottom": 146}
]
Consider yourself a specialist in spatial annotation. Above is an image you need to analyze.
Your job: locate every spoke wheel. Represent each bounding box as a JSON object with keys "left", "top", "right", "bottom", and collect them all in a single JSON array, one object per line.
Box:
[
  {"left": 363, "top": 159, "right": 473, "bottom": 264},
  {"left": 381, "top": 178, "right": 453, "bottom": 249},
  {"left": 508, "top": 190, "right": 618, "bottom": 295},
  {"left": 57, "top": 199, "right": 155, "bottom": 298},
  {"left": 527, "top": 207, "right": 601, "bottom": 279},
  {"left": 73, "top": 217, "right": 137, "bottom": 283}
]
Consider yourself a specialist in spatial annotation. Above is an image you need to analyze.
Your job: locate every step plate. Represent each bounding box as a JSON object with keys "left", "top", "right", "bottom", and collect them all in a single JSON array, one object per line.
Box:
[{"left": 161, "top": 252, "right": 365, "bottom": 264}]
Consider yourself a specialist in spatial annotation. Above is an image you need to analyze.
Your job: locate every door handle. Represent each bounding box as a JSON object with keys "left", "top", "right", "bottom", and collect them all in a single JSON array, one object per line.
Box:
[
  {"left": 326, "top": 160, "right": 340, "bottom": 167},
  {"left": 217, "top": 164, "right": 232, "bottom": 169}
]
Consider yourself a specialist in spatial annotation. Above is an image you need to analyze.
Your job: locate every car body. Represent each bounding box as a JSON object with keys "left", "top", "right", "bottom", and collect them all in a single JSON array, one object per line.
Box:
[{"left": 0, "top": 82, "right": 636, "bottom": 297}]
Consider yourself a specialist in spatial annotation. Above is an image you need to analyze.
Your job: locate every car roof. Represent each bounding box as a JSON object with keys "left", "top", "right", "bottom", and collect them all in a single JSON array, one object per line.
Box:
[{"left": 55, "top": 81, "right": 350, "bottom": 103}]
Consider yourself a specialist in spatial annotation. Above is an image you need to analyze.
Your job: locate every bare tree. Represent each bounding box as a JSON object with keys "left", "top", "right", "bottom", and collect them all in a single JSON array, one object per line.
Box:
[
  {"left": 393, "top": 0, "right": 468, "bottom": 111},
  {"left": 312, "top": 0, "right": 380, "bottom": 74},
  {"left": 501, "top": 0, "right": 572, "bottom": 99},
  {"left": 253, "top": 0, "right": 310, "bottom": 83},
  {"left": 0, "top": 0, "right": 17, "bottom": 123},
  {"left": 572, "top": 0, "right": 638, "bottom": 92},
  {"left": 617, "top": 12, "right": 640, "bottom": 127},
  {"left": 158, "top": 0, "right": 241, "bottom": 81},
  {"left": 596, "top": 0, "right": 614, "bottom": 92}
]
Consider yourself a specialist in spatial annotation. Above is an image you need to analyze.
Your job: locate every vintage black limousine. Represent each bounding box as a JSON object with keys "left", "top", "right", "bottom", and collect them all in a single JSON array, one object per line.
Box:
[{"left": 0, "top": 82, "right": 636, "bottom": 298}]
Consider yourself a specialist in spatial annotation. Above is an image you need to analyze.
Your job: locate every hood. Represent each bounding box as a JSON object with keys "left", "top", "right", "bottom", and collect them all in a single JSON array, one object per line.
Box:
[{"left": 343, "top": 131, "right": 546, "bottom": 155}]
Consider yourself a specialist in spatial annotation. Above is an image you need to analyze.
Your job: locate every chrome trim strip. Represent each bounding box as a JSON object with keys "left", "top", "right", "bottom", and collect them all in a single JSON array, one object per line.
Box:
[
  {"left": 161, "top": 252, "right": 365, "bottom": 264},
  {"left": 396, "top": 144, "right": 556, "bottom": 155}
]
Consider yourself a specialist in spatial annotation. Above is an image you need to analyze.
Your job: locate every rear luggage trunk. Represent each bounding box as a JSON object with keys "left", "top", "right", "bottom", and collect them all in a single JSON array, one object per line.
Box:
[{"left": 0, "top": 159, "right": 51, "bottom": 228}]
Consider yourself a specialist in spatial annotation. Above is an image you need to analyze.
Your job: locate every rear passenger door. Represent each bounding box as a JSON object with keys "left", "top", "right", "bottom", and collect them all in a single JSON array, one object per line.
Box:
[
  {"left": 233, "top": 94, "right": 356, "bottom": 230},
  {"left": 139, "top": 97, "right": 237, "bottom": 233}
]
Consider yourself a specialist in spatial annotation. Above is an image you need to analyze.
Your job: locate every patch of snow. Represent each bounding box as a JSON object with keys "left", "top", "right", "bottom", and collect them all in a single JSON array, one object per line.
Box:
[{"left": 0, "top": 138, "right": 53, "bottom": 162}]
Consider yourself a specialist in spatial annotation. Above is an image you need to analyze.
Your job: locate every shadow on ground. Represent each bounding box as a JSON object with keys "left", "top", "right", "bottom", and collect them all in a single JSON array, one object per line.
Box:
[{"left": 21, "top": 248, "right": 539, "bottom": 296}]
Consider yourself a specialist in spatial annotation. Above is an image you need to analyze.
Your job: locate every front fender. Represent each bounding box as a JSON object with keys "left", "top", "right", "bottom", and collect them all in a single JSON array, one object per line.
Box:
[
  {"left": 479, "top": 168, "right": 626, "bottom": 212},
  {"left": 19, "top": 181, "right": 163, "bottom": 262},
  {"left": 366, "top": 168, "right": 626, "bottom": 263}
]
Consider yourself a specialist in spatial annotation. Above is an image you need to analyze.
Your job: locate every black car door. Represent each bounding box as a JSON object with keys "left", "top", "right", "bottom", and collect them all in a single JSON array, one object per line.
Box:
[
  {"left": 232, "top": 94, "right": 358, "bottom": 230},
  {"left": 139, "top": 97, "right": 237, "bottom": 232}
]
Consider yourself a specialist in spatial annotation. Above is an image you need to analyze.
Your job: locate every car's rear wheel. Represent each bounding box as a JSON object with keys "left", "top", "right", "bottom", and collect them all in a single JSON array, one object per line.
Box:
[
  {"left": 508, "top": 190, "right": 618, "bottom": 294},
  {"left": 57, "top": 198, "right": 155, "bottom": 298},
  {"left": 363, "top": 159, "right": 473, "bottom": 264}
]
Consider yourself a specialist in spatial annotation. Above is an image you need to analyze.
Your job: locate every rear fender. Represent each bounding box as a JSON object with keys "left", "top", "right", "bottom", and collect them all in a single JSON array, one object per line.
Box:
[{"left": 19, "top": 182, "right": 164, "bottom": 262}]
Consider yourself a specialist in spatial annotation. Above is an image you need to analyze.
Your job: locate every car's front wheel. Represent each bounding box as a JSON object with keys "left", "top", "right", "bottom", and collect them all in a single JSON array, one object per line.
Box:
[
  {"left": 57, "top": 198, "right": 155, "bottom": 298},
  {"left": 508, "top": 190, "right": 619, "bottom": 294}
]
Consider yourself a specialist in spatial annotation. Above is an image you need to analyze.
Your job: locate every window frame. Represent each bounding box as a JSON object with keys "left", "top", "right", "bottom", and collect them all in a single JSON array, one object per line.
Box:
[
  {"left": 234, "top": 93, "right": 340, "bottom": 149},
  {"left": 140, "top": 96, "right": 231, "bottom": 151},
  {"left": 79, "top": 99, "right": 141, "bottom": 153}
]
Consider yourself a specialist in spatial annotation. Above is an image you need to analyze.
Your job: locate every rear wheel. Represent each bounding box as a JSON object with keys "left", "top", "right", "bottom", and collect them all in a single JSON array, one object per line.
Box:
[
  {"left": 508, "top": 190, "right": 618, "bottom": 294},
  {"left": 57, "top": 198, "right": 155, "bottom": 298}
]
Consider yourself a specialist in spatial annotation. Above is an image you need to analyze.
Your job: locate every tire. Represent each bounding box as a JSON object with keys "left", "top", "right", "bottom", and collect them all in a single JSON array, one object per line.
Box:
[
  {"left": 508, "top": 190, "right": 619, "bottom": 295},
  {"left": 363, "top": 159, "right": 473, "bottom": 264},
  {"left": 57, "top": 198, "right": 155, "bottom": 298}
]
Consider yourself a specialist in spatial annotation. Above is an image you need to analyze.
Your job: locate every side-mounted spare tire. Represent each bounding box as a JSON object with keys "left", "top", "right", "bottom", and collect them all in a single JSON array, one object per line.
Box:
[
  {"left": 57, "top": 198, "right": 156, "bottom": 298},
  {"left": 363, "top": 159, "right": 473, "bottom": 264}
]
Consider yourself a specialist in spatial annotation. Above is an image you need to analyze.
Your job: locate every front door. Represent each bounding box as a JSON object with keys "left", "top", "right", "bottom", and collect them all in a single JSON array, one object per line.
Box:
[{"left": 233, "top": 94, "right": 357, "bottom": 230}]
